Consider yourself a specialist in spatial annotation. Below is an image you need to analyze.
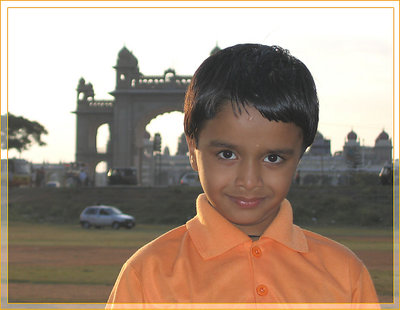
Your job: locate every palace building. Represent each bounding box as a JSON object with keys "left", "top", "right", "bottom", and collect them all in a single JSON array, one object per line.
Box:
[{"left": 295, "top": 129, "right": 392, "bottom": 185}]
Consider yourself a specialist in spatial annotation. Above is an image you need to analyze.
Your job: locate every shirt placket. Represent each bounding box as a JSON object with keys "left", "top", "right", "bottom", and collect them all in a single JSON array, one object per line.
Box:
[{"left": 250, "top": 241, "right": 272, "bottom": 302}]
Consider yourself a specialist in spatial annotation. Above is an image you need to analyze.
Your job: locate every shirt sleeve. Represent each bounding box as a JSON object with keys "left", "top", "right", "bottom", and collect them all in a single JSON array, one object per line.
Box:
[
  {"left": 106, "top": 262, "right": 144, "bottom": 308},
  {"left": 351, "top": 264, "right": 379, "bottom": 303}
]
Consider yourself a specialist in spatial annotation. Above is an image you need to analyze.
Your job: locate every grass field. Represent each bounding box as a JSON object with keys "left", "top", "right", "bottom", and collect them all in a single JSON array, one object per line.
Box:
[{"left": 6, "top": 222, "right": 393, "bottom": 304}]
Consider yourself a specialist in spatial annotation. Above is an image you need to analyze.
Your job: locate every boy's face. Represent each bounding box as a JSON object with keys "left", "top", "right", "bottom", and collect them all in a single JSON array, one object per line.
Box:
[{"left": 187, "top": 103, "right": 303, "bottom": 236}]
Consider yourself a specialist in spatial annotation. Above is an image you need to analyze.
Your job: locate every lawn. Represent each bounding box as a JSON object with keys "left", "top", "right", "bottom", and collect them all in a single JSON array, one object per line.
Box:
[{"left": 6, "top": 222, "right": 394, "bottom": 303}]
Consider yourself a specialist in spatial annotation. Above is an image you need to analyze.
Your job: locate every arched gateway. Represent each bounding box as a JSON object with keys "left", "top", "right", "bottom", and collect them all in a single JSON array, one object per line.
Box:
[{"left": 74, "top": 47, "right": 197, "bottom": 184}]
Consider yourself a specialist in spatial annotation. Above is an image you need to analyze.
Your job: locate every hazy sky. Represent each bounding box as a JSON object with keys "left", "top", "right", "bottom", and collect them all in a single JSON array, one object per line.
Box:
[{"left": 1, "top": 1, "right": 398, "bottom": 163}]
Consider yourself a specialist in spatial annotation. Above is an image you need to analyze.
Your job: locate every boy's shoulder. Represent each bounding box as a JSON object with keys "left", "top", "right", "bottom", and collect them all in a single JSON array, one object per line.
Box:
[
  {"left": 125, "top": 224, "right": 189, "bottom": 264},
  {"left": 300, "top": 227, "right": 363, "bottom": 265}
]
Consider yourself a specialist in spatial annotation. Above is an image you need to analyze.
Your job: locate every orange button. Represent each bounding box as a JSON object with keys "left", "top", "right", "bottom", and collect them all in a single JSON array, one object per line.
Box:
[
  {"left": 251, "top": 246, "right": 262, "bottom": 257},
  {"left": 256, "top": 284, "right": 268, "bottom": 296}
]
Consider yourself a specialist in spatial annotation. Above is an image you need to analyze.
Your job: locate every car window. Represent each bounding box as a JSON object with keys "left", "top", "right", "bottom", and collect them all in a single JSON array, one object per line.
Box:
[
  {"left": 99, "top": 209, "right": 111, "bottom": 215},
  {"left": 84, "top": 208, "right": 97, "bottom": 215},
  {"left": 109, "top": 207, "right": 122, "bottom": 215}
]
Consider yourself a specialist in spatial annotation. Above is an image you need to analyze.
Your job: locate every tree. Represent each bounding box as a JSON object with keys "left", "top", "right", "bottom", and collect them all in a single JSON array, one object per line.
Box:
[
  {"left": 176, "top": 133, "right": 188, "bottom": 155},
  {"left": 7, "top": 113, "right": 48, "bottom": 153}
]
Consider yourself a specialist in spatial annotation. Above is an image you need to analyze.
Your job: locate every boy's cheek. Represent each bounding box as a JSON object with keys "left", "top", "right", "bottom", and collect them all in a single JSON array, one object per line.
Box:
[
  {"left": 197, "top": 162, "right": 229, "bottom": 182},
  {"left": 272, "top": 172, "right": 296, "bottom": 190}
]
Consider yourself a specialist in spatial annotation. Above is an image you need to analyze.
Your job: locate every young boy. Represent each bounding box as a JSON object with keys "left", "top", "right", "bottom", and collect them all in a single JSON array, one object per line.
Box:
[{"left": 107, "top": 44, "right": 378, "bottom": 305}]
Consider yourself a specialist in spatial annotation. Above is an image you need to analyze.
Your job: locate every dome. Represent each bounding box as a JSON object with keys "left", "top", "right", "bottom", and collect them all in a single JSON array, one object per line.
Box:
[
  {"left": 376, "top": 130, "right": 389, "bottom": 141},
  {"left": 77, "top": 77, "right": 86, "bottom": 90},
  {"left": 117, "top": 47, "right": 138, "bottom": 67},
  {"left": 210, "top": 44, "right": 221, "bottom": 56},
  {"left": 347, "top": 130, "right": 357, "bottom": 141},
  {"left": 164, "top": 68, "right": 176, "bottom": 76},
  {"left": 314, "top": 131, "right": 324, "bottom": 140}
]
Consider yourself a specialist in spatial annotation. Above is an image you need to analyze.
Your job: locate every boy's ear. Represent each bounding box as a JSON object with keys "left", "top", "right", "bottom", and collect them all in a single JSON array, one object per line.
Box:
[{"left": 185, "top": 135, "right": 198, "bottom": 172}]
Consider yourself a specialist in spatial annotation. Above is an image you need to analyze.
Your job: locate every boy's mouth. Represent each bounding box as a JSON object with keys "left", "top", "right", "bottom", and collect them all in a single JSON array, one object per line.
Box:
[{"left": 228, "top": 195, "right": 265, "bottom": 209}]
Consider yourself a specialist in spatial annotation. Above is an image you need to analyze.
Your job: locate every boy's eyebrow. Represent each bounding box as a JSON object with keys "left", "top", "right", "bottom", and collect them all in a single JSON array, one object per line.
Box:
[
  {"left": 208, "top": 140, "right": 296, "bottom": 155},
  {"left": 269, "top": 149, "right": 296, "bottom": 155},
  {"left": 208, "top": 140, "right": 238, "bottom": 149}
]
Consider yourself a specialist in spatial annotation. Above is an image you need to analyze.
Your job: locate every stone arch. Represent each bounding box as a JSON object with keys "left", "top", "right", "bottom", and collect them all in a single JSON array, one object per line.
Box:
[
  {"left": 75, "top": 102, "right": 113, "bottom": 184},
  {"left": 134, "top": 107, "right": 183, "bottom": 151},
  {"left": 76, "top": 47, "right": 193, "bottom": 186},
  {"left": 145, "top": 111, "right": 184, "bottom": 155},
  {"left": 132, "top": 106, "right": 184, "bottom": 184},
  {"left": 96, "top": 123, "right": 111, "bottom": 154},
  {"left": 164, "top": 68, "right": 176, "bottom": 83},
  {"left": 94, "top": 160, "right": 108, "bottom": 187}
]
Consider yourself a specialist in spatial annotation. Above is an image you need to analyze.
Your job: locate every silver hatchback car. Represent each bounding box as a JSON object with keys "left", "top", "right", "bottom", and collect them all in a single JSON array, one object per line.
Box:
[{"left": 80, "top": 205, "right": 136, "bottom": 229}]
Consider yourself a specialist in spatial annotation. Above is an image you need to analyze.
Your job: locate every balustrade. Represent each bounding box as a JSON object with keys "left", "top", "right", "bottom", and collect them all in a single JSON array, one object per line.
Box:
[
  {"left": 132, "top": 75, "right": 192, "bottom": 89},
  {"left": 88, "top": 100, "right": 114, "bottom": 107}
]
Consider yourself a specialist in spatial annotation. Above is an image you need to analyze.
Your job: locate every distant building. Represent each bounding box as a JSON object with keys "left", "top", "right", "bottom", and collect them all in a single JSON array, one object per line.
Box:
[
  {"left": 372, "top": 130, "right": 392, "bottom": 164},
  {"left": 308, "top": 131, "right": 331, "bottom": 156},
  {"left": 210, "top": 44, "right": 221, "bottom": 55},
  {"left": 72, "top": 44, "right": 393, "bottom": 187},
  {"left": 139, "top": 131, "right": 191, "bottom": 186},
  {"left": 297, "top": 129, "right": 393, "bottom": 185},
  {"left": 343, "top": 130, "right": 362, "bottom": 168}
]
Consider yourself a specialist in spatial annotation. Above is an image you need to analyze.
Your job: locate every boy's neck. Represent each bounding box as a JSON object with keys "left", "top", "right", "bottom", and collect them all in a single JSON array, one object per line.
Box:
[
  {"left": 233, "top": 205, "right": 281, "bottom": 238},
  {"left": 248, "top": 235, "right": 261, "bottom": 241}
]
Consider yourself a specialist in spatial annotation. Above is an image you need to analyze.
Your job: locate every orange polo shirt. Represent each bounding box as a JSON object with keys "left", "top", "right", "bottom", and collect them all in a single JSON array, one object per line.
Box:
[{"left": 107, "top": 194, "right": 378, "bottom": 305}]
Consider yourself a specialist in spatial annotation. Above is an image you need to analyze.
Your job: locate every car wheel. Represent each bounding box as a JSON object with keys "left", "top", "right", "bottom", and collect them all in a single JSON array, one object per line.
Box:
[
  {"left": 112, "top": 222, "right": 120, "bottom": 230},
  {"left": 81, "top": 221, "right": 91, "bottom": 229},
  {"left": 125, "top": 222, "right": 135, "bottom": 229}
]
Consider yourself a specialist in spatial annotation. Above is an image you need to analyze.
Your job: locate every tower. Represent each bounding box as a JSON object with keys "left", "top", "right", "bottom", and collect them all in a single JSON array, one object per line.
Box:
[
  {"left": 374, "top": 130, "right": 392, "bottom": 165},
  {"left": 308, "top": 131, "right": 331, "bottom": 156},
  {"left": 75, "top": 46, "right": 191, "bottom": 185},
  {"left": 114, "top": 47, "right": 142, "bottom": 89},
  {"left": 74, "top": 78, "right": 113, "bottom": 183},
  {"left": 343, "top": 130, "right": 361, "bottom": 168}
]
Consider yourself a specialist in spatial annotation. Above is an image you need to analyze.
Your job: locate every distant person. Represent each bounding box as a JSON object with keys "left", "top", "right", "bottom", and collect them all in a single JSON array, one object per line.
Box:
[
  {"left": 31, "top": 169, "right": 36, "bottom": 187},
  {"left": 36, "top": 167, "right": 45, "bottom": 187},
  {"left": 107, "top": 44, "right": 378, "bottom": 305},
  {"left": 79, "top": 169, "right": 88, "bottom": 187}
]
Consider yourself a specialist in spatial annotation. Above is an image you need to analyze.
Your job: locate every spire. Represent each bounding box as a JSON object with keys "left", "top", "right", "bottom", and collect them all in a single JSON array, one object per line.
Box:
[{"left": 210, "top": 42, "right": 221, "bottom": 55}]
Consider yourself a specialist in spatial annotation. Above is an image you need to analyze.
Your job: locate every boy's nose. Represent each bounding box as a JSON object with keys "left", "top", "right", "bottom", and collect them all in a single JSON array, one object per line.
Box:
[{"left": 235, "top": 159, "right": 263, "bottom": 190}]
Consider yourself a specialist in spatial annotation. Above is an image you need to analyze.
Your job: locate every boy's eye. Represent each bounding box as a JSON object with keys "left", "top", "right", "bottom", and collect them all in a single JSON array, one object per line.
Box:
[
  {"left": 217, "top": 150, "right": 237, "bottom": 160},
  {"left": 264, "top": 154, "right": 283, "bottom": 163}
]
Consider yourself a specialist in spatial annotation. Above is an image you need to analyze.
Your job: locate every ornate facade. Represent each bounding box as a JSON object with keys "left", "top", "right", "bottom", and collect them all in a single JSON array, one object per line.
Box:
[
  {"left": 74, "top": 47, "right": 192, "bottom": 184},
  {"left": 74, "top": 46, "right": 392, "bottom": 186},
  {"left": 297, "top": 129, "right": 392, "bottom": 185}
]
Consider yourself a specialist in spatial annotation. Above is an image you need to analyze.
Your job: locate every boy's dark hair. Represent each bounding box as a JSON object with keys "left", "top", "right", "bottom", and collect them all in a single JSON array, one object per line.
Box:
[{"left": 184, "top": 43, "right": 319, "bottom": 150}]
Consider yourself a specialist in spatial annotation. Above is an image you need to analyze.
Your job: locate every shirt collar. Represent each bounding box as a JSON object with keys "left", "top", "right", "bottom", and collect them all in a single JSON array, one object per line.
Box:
[
  {"left": 186, "top": 194, "right": 308, "bottom": 259},
  {"left": 261, "top": 198, "right": 309, "bottom": 253}
]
